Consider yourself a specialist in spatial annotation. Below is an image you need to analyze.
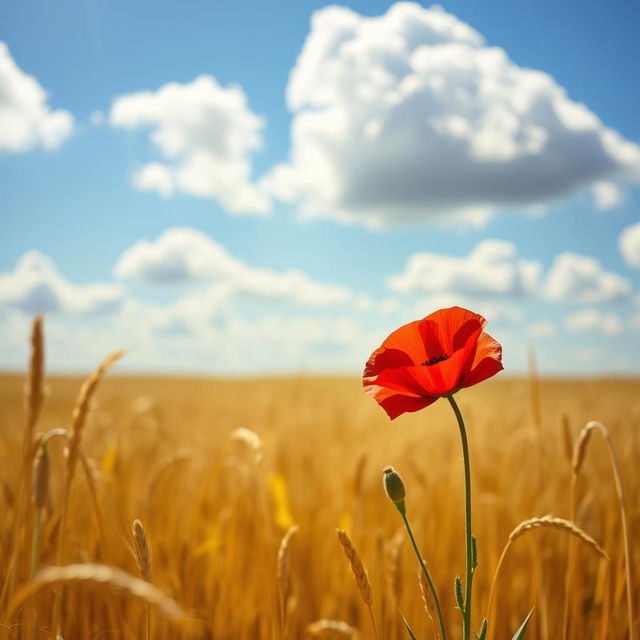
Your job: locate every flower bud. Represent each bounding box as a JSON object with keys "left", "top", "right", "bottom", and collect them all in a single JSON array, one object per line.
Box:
[{"left": 383, "top": 467, "right": 405, "bottom": 504}]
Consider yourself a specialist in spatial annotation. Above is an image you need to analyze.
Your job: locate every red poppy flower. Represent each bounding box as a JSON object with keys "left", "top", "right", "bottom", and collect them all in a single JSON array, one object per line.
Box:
[{"left": 363, "top": 306, "right": 503, "bottom": 419}]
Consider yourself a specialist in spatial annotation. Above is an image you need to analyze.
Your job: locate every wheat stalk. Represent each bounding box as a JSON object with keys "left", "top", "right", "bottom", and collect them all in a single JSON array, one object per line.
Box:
[
  {"left": 560, "top": 413, "right": 573, "bottom": 466},
  {"left": 564, "top": 421, "right": 634, "bottom": 640},
  {"left": 2, "top": 316, "right": 46, "bottom": 610},
  {"left": 487, "top": 514, "right": 607, "bottom": 627},
  {"left": 52, "top": 349, "right": 123, "bottom": 635},
  {"left": 336, "top": 528, "right": 378, "bottom": 640}
]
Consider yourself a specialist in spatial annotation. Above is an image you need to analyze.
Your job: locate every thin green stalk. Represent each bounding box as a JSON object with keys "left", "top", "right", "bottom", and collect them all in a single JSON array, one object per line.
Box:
[
  {"left": 447, "top": 394, "right": 473, "bottom": 640},
  {"left": 397, "top": 504, "right": 447, "bottom": 640}
]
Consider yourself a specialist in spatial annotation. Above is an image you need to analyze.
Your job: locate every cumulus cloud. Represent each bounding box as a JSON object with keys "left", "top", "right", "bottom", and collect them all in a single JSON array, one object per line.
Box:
[
  {"left": 263, "top": 3, "right": 640, "bottom": 227},
  {"left": 388, "top": 240, "right": 541, "bottom": 296},
  {"left": 0, "top": 251, "right": 124, "bottom": 314},
  {"left": 591, "top": 181, "right": 624, "bottom": 211},
  {"left": 110, "top": 75, "right": 270, "bottom": 214},
  {"left": 544, "top": 252, "right": 631, "bottom": 303},
  {"left": 114, "top": 227, "right": 357, "bottom": 307},
  {"left": 619, "top": 221, "right": 640, "bottom": 268},
  {"left": 565, "top": 309, "right": 623, "bottom": 335},
  {"left": 0, "top": 41, "right": 74, "bottom": 152}
]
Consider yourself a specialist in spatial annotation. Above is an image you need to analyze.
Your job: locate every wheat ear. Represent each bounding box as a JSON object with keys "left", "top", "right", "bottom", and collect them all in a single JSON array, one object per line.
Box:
[
  {"left": 132, "top": 519, "right": 152, "bottom": 640},
  {"left": 24, "top": 315, "right": 45, "bottom": 452},
  {"left": 307, "top": 618, "right": 358, "bottom": 637},
  {"left": 336, "top": 528, "right": 378, "bottom": 640},
  {"left": 132, "top": 520, "right": 152, "bottom": 582},
  {"left": 487, "top": 515, "right": 606, "bottom": 628},
  {"left": 277, "top": 524, "right": 298, "bottom": 639}
]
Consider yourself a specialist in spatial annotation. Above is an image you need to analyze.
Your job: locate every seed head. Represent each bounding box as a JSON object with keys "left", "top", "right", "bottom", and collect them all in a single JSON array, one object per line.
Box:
[{"left": 383, "top": 467, "right": 406, "bottom": 506}]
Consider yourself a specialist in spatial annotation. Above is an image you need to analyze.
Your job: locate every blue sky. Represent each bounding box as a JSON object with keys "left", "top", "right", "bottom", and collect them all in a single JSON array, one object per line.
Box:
[{"left": 1, "top": 0, "right": 639, "bottom": 374}]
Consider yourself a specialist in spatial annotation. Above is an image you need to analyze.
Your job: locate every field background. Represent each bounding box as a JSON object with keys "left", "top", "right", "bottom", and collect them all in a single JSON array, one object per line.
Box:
[{"left": 0, "top": 371, "right": 638, "bottom": 639}]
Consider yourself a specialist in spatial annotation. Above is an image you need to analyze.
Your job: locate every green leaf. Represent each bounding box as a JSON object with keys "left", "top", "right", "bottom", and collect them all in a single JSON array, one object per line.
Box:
[
  {"left": 400, "top": 610, "right": 418, "bottom": 640},
  {"left": 511, "top": 609, "right": 534, "bottom": 640}
]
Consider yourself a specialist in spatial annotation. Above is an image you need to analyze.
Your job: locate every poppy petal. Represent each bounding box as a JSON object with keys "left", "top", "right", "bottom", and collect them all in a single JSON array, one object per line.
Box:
[
  {"left": 374, "top": 366, "right": 435, "bottom": 397},
  {"left": 461, "top": 331, "right": 503, "bottom": 388},
  {"left": 378, "top": 394, "right": 437, "bottom": 420},
  {"left": 419, "top": 307, "right": 485, "bottom": 357},
  {"left": 363, "top": 347, "right": 415, "bottom": 383},
  {"left": 372, "top": 318, "right": 429, "bottom": 365}
]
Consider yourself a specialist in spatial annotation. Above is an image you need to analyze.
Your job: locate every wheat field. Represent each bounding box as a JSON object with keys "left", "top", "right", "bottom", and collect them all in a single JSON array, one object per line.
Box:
[{"left": 0, "top": 337, "right": 638, "bottom": 639}]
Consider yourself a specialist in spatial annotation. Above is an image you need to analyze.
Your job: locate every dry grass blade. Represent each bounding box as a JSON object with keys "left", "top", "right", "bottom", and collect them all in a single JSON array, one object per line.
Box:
[
  {"left": 5, "top": 563, "right": 187, "bottom": 625},
  {"left": 307, "top": 618, "right": 358, "bottom": 637},
  {"left": 132, "top": 520, "right": 152, "bottom": 582}
]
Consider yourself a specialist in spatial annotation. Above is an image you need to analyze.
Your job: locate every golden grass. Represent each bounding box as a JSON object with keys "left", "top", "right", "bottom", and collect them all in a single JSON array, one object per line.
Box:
[{"left": 0, "top": 362, "right": 638, "bottom": 639}]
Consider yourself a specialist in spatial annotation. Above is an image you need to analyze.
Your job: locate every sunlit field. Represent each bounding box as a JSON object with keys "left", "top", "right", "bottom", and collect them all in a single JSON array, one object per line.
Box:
[{"left": 0, "top": 335, "right": 637, "bottom": 639}]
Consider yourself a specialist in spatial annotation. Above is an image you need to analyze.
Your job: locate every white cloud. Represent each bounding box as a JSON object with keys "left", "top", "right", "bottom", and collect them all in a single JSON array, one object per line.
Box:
[
  {"left": 110, "top": 75, "right": 270, "bottom": 214},
  {"left": 264, "top": 4, "right": 640, "bottom": 228},
  {"left": 0, "top": 41, "right": 74, "bottom": 152},
  {"left": 388, "top": 240, "right": 541, "bottom": 296},
  {"left": 591, "top": 181, "right": 624, "bottom": 211},
  {"left": 114, "top": 227, "right": 355, "bottom": 307},
  {"left": 565, "top": 309, "right": 623, "bottom": 335},
  {"left": 0, "top": 251, "right": 124, "bottom": 315},
  {"left": 131, "top": 162, "right": 174, "bottom": 198},
  {"left": 544, "top": 252, "right": 631, "bottom": 303},
  {"left": 619, "top": 221, "right": 640, "bottom": 268}
]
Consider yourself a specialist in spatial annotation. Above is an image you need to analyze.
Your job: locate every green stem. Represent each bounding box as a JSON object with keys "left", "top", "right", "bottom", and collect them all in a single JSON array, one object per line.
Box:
[
  {"left": 398, "top": 506, "right": 447, "bottom": 640},
  {"left": 447, "top": 394, "right": 473, "bottom": 640}
]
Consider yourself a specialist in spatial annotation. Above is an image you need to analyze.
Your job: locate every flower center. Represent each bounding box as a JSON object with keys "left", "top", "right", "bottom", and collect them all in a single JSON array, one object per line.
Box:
[{"left": 420, "top": 353, "right": 449, "bottom": 367}]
